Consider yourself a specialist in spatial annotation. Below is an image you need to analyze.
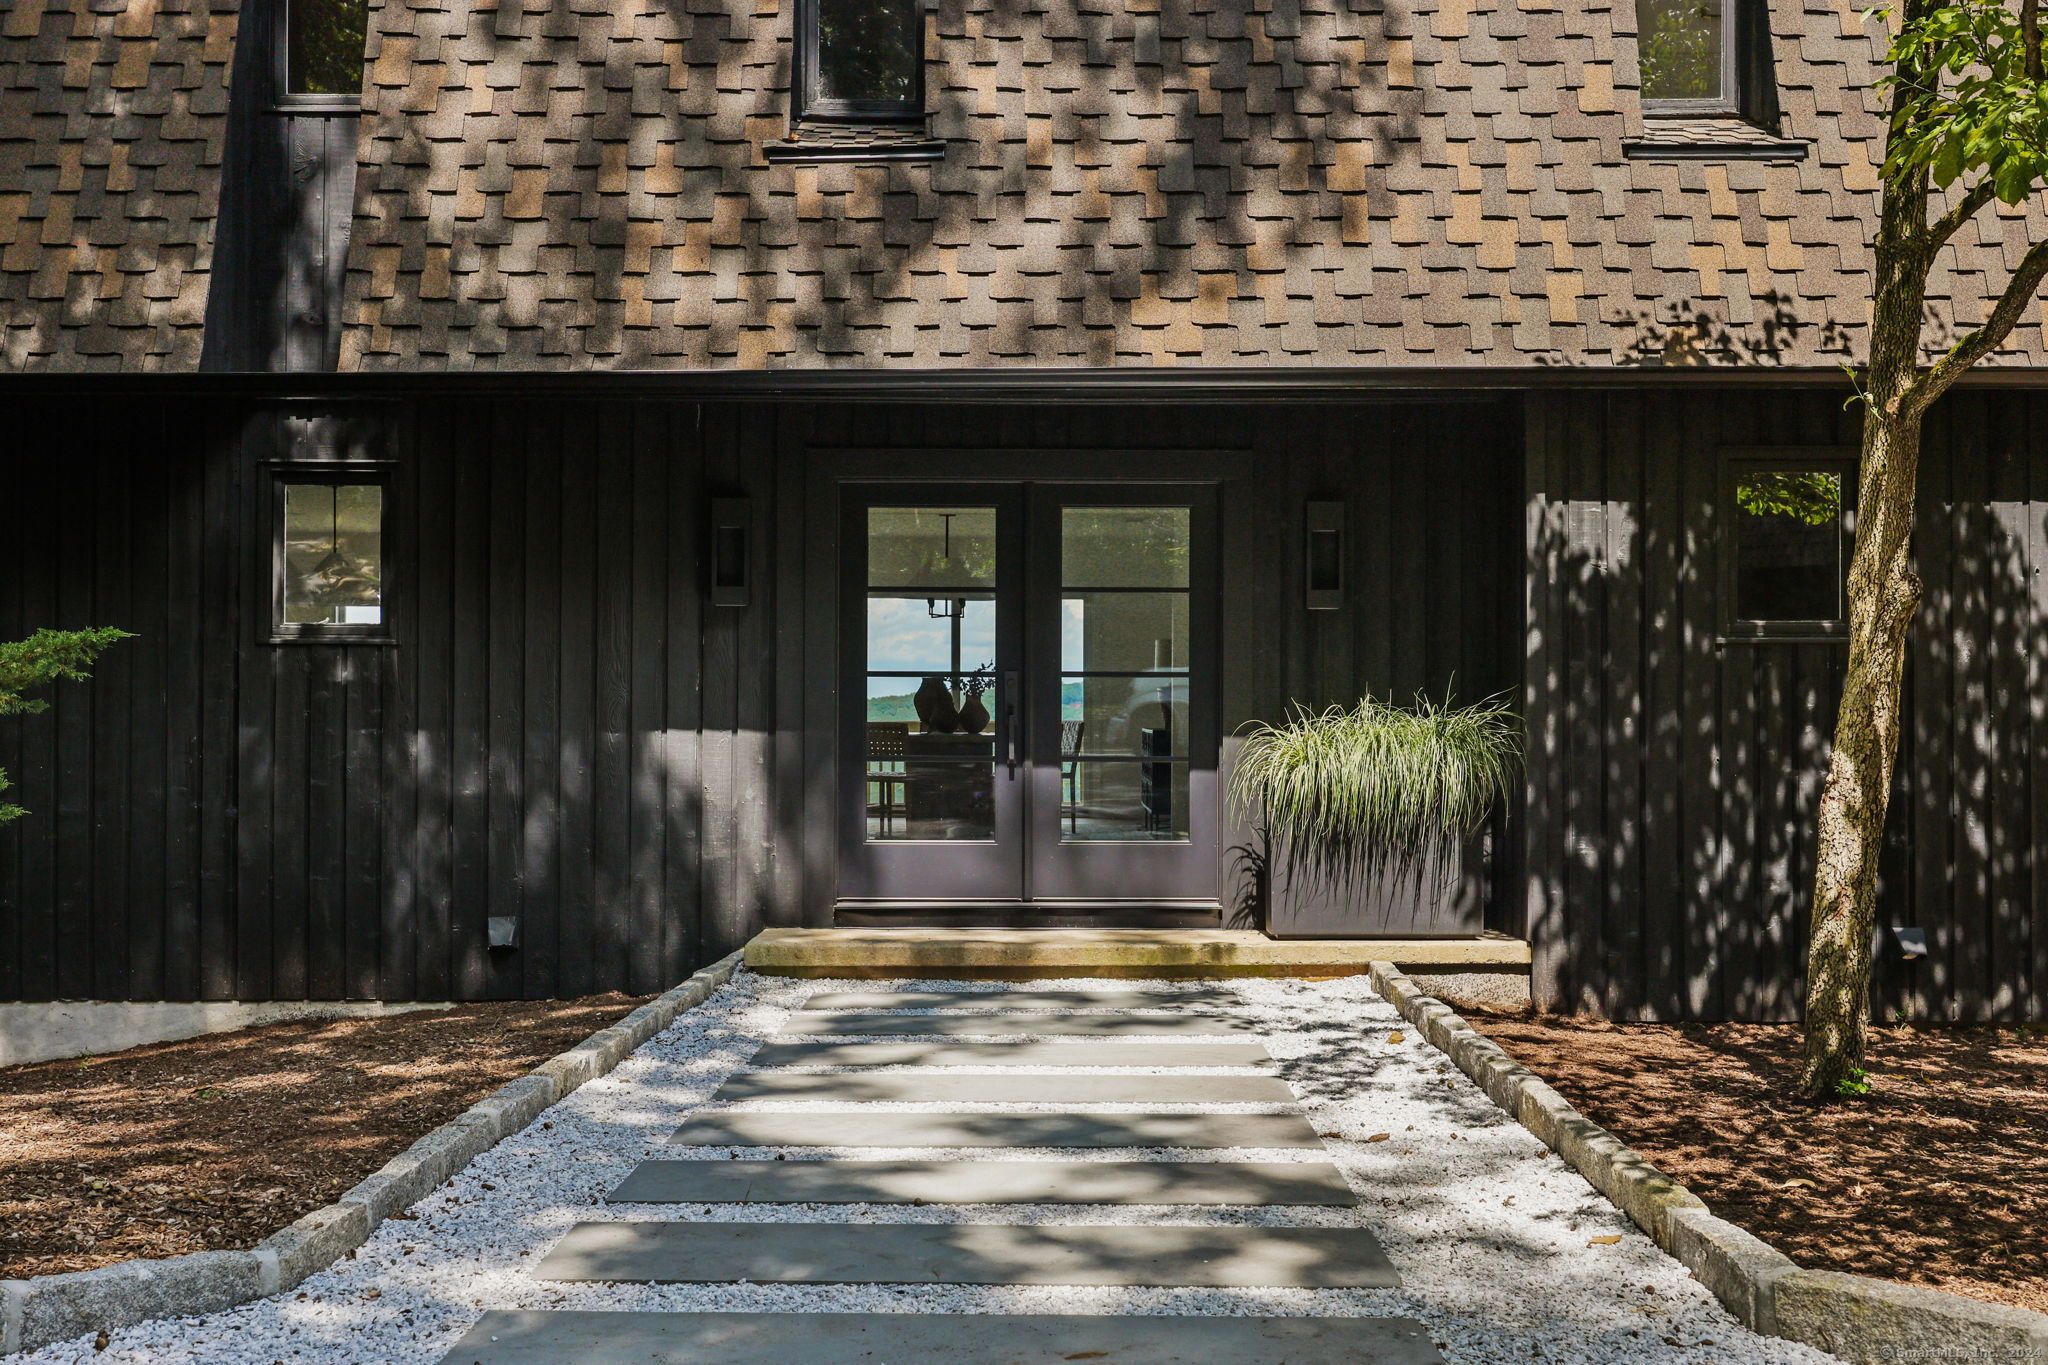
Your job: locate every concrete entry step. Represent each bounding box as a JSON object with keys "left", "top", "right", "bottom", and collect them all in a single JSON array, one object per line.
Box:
[
  {"left": 746, "top": 1039, "right": 1271, "bottom": 1068},
  {"left": 436, "top": 1310, "right": 1446, "bottom": 1364},
  {"left": 664, "top": 1109, "right": 1327, "bottom": 1149},
  {"left": 779, "top": 1011, "right": 1254, "bottom": 1038},
  {"left": 750, "top": 926, "right": 1532, "bottom": 981},
  {"left": 608, "top": 1158, "right": 1359, "bottom": 1206},
  {"left": 712, "top": 1070, "right": 1300, "bottom": 1104},
  {"left": 802, "top": 988, "right": 1242, "bottom": 1011},
  {"left": 536, "top": 1221, "right": 1402, "bottom": 1288}
]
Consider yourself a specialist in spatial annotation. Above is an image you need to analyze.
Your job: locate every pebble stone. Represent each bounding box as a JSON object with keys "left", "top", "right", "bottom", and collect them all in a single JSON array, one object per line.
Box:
[{"left": 8, "top": 971, "right": 1846, "bottom": 1365}]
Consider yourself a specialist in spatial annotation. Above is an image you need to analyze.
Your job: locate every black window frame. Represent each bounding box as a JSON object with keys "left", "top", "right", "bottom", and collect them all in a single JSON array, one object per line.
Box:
[
  {"left": 794, "top": 0, "right": 927, "bottom": 128},
  {"left": 273, "top": 0, "right": 368, "bottom": 112},
  {"left": 1636, "top": 0, "right": 1776, "bottom": 122},
  {"left": 1719, "top": 450, "right": 1858, "bottom": 642},
  {"left": 267, "top": 461, "right": 394, "bottom": 645}
]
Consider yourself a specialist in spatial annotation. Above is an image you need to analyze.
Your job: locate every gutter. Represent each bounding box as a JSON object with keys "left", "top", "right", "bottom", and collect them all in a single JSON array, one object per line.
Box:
[{"left": 0, "top": 363, "right": 1978, "bottom": 404}]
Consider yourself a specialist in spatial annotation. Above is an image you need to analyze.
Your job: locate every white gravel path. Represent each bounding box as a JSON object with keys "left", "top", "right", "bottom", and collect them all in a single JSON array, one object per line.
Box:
[{"left": 15, "top": 971, "right": 1844, "bottom": 1365}]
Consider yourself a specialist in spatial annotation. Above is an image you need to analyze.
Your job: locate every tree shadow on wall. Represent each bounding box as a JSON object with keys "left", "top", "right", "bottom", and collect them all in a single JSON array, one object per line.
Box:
[
  {"left": 1596, "top": 293, "right": 1856, "bottom": 368},
  {"left": 1524, "top": 389, "right": 2047, "bottom": 1025},
  {"left": 339, "top": 0, "right": 1425, "bottom": 366}
]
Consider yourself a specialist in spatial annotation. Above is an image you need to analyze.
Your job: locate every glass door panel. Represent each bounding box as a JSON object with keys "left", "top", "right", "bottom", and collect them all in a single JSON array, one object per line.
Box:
[
  {"left": 1028, "top": 489, "right": 1217, "bottom": 900},
  {"left": 840, "top": 491, "right": 1024, "bottom": 900},
  {"left": 864, "top": 507, "right": 1000, "bottom": 842},
  {"left": 841, "top": 483, "right": 1217, "bottom": 907}
]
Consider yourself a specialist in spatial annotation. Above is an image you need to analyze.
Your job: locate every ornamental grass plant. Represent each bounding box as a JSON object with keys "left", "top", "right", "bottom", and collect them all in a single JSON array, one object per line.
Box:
[{"left": 1231, "top": 694, "right": 1520, "bottom": 897}]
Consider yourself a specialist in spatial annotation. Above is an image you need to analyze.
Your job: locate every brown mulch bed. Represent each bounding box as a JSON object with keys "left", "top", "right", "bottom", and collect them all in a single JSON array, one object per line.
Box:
[
  {"left": 1465, "top": 1011, "right": 2048, "bottom": 1315},
  {"left": 0, "top": 995, "right": 652, "bottom": 1280}
]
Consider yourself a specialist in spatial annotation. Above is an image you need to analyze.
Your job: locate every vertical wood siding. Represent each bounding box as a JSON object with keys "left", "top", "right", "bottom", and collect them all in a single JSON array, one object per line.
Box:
[
  {"left": 1523, "top": 388, "right": 2047, "bottom": 1022},
  {"left": 0, "top": 394, "right": 787, "bottom": 1000},
  {"left": 6, "top": 385, "right": 2036, "bottom": 1019}
]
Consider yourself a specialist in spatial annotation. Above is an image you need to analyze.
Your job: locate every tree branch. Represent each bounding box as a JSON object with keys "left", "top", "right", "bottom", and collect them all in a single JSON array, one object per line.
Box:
[
  {"left": 1921, "top": 179, "right": 1997, "bottom": 255},
  {"left": 1905, "top": 234, "right": 2048, "bottom": 416},
  {"left": 2026, "top": 0, "right": 2043, "bottom": 82}
]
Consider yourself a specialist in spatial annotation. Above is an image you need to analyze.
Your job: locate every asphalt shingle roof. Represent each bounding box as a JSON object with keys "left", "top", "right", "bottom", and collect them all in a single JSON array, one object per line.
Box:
[
  {"left": 0, "top": 0, "right": 238, "bottom": 371},
  {"left": 332, "top": 0, "right": 2048, "bottom": 369},
  {"left": 6, "top": 0, "right": 2046, "bottom": 371}
]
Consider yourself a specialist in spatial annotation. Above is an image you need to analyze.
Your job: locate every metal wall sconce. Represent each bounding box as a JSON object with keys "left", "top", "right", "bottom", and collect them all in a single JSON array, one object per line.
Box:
[
  {"left": 1305, "top": 500, "right": 1345, "bottom": 610},
  {"left": 487, "top": 916, "right": 521, "bottom": 950},
  {"left": 1891, "top": 926, "right": 1928, "bottom": 959},
  {"left": 710, "top": 497, "right": 751, "bottom": 607}
]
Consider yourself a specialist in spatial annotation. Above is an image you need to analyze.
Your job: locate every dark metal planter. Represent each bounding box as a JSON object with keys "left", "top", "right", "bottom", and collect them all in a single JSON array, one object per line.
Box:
[{"left": 1263, "top": 841, "right": 1485, "bottom": 939}]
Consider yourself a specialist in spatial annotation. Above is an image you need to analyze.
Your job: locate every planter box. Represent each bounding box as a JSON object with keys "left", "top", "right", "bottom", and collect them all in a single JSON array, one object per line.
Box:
[{"left": 1264, "top": 841, "right": 1484, "bottom": 939}]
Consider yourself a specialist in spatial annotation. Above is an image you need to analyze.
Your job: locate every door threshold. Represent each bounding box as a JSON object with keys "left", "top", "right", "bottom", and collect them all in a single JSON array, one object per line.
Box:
[{"left": 835, "top": 901, "right": 1227, "bottom": 930}]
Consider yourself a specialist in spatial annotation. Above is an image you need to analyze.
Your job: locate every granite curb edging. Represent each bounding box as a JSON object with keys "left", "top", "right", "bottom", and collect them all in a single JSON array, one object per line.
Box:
[
  {"left": 0, "top": 952, "right": 744, "bottom": 1356},
  {"left": 1367, "top": 960, "right": 2048, "bottom": 1365}
]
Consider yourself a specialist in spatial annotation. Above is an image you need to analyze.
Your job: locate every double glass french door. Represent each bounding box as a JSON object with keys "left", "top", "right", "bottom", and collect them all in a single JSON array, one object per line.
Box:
[{"left": 838, "top": 483, "right": 1219, "bottom": 905}]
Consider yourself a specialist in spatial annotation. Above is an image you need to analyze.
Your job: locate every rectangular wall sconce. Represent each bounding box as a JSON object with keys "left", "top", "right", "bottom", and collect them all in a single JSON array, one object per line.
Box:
[
  {"left": 710, "top": 497, "right": 751, "bottom": 607},
  {"left": 1305, "top": 500, "right": 1345, "bottom": 610}
]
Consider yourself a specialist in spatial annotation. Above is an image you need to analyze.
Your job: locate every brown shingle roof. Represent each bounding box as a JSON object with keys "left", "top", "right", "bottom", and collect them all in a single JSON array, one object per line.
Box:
[
  {"left": 0, "top": 0, "right": 239, "bottom": 372},
  {"left": 341, "top": 0, "right": 2009, "bottom": 369}
]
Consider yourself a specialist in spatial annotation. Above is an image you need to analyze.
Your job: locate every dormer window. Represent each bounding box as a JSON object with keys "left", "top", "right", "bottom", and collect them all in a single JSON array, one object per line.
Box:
[
  {"left": 281, "top": 0, "right": 368, "bottom": 106},
  {"left": 768, "top": 0, "right": 943, "bottom": 162},
  {"left": 805, "top": 0, "right": 921, "bottom": 119},
  {"left": 1637, "top": 0, "right": 1737, "bottom": 111}
]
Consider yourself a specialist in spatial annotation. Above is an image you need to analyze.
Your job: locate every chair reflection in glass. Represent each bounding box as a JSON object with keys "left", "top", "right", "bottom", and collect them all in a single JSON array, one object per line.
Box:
[
  {"left": 866, "top": 722, "right": 911, "bottom": 835},
  {"left": 1060, "top": 720, "right": 1086, "bottom": 832}
]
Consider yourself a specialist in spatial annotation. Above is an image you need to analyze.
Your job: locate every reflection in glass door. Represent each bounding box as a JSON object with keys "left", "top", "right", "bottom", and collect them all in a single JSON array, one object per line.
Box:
[
  {"left": 1057, "top": 506, "right": 1192, "bottom": 841},
  {"left": 1027, "top": 489, "right": 1218, "bottom": 901},
  {"left": 840, "top": 489, "right": 1024, "bottom": 901},
  {"left": 839, "top": 484, "right": 1216, "bottom": 906},
  {"left": 865, "top": 507, "right": 1000, "bottom": 841}
]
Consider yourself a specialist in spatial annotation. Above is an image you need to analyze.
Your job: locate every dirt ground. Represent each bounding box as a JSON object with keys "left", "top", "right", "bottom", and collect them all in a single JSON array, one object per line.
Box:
[
  {"left": 1467, "top": 1011, "right": 2048, "bottom": 1314},
  {"left": 0, "top": 995, "right": 651, "bottom": 1279}
]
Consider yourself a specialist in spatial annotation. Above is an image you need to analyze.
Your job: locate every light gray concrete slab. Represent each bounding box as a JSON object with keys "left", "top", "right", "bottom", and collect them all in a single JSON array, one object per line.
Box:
[
  {"left": 712, "top": 1071, "right": 1299, "bottom": 1104},
  {"left": 435, "top": 1310, "right": 1445, "bottom": 1364},
  {"left": 608, "top": 1159, "right": 1358, "bottom": 1206},
  {"left": 801, "top": 989, "right": 1241, "bottom": 1011},
  {"left": 779, "top": 1011, "right": 1253, "bottom": 1037},
  {"left": 745, "top": 1039, "right": 1270, "bottom": 1068},
  {"left": 535, "top": 1222, "right": 1401, "bottom": 1288},
  {"left": 663, "top": 1109, "right": 1327, "bottom": 1149}
]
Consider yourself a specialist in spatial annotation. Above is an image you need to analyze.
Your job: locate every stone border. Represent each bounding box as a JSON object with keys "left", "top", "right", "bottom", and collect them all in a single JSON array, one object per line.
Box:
[
  {"left": 0, "top": 952, "right": 743, "bottom": 1356},
  {"left": 1368, "top": 961, "right": 2048, "bottom": 1365}
]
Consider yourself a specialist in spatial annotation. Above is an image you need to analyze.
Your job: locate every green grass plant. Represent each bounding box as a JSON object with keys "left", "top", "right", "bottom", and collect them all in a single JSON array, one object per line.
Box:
[{"left": 1230, "top": 693, "right": 1520, "bottom": 892}]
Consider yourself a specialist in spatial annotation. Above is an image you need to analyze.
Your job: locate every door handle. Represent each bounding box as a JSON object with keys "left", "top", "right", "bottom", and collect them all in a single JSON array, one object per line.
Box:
[{"left": 1004, "top": 671, "right": 1020, "bottom": 777}]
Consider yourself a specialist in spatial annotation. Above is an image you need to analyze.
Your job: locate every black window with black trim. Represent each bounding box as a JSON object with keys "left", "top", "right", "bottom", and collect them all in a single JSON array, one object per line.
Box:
[
  {"left": 1637, "top": 0, "right": 1736, "bottom": 110},
  {"left": 271, "top": 467, "right": 390, "bottom": 642},
  {"left": 805, "top": 0, "right": 922, "bottom": 119},
  {"left": 770, "top": 0, "right": 942, "bottom": 161},
  {"left": 279, "top": 0, "right": 369, "bottom": 106},
  {"left": 1723, "top": 458, "right": 1856, "bottom": 637}
]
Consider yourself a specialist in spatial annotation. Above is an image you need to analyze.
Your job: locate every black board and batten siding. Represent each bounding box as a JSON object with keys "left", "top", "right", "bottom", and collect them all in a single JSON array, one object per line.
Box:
[
  {"left": 1522, "top": 388, "right": 2048, "bottom": 1023},
  {"left": 3, "top": 385, "right": 2041, "bottom": 1021},
  {"left": 0, "top": 395, "right": 1515, "bottom": 1004}
]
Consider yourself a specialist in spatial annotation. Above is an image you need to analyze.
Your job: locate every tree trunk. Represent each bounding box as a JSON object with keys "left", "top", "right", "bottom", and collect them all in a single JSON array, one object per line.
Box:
[
  {"left": 1799, "top": 85, "right": 1931, "bottom": 1099},
  {"left": 1799, "top": 409, "right": 1921, "bottom": 1098}
]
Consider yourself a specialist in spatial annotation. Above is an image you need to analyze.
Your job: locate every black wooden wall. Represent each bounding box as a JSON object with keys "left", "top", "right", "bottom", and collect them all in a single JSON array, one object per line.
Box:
[
  {"left": 1523, "top": 387, "right": 2048, "bottom": 1022},
  {"left": 9, "top": 382, "right": 2036, "bottom": 1018},
  {"left": 0, "top": 391, "right": 1514, "bottom": 1003}
]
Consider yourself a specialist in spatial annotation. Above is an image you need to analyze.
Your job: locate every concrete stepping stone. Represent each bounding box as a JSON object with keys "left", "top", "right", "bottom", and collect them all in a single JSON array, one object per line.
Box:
[
  {"left": 663, "top": 1109, "right": 1327, "bottom": 1149},
  {"left": 437, "top": 1310, "right": 1445, "bottom": 1364},
  {"left": 803, "top": 988, "right": 1241, "bottom": 1011},
  {"left": 713, "top": 1070, "right": 1299, "bottom": 1103},
  {"left": 535, "top": 1221, "right": 1402, "bottom": 1288},
  {"left": 747, "top": 1039, "right": 1270, "bottom": 1068},
  {"left": 779, "top": 1011, "right": 1253, "bottom": 1037},
  {"left": 608, "top": 1158, "right": 1359, "bottom": 1206}
]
